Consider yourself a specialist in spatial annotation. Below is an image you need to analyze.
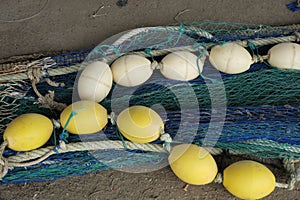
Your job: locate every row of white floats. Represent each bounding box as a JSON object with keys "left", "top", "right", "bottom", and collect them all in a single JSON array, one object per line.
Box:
[{"left": 78, "top": 42, "right": 300, "bottom": 102}]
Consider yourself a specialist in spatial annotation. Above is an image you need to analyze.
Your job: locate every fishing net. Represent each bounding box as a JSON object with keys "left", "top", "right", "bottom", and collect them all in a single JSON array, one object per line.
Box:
[{"left": 0, "top": 21, "right": 300, "bottom": 187}]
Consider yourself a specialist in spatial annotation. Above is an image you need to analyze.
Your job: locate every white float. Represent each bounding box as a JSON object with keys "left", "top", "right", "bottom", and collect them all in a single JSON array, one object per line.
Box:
[
  {"left": 78, "top": 61, "right": 113, "bottom": 102},
  {"left": 160, "top": 51, "right": 203, "bottom": 81},
  {"left": 111, "top": 55, "right": 152, "bottom": 87},
  {"left": 268, "top": 42, "right": 300, "bottom": 70},
  {"left": 209, "top": 43, "right": 253, "bottom": 74}
]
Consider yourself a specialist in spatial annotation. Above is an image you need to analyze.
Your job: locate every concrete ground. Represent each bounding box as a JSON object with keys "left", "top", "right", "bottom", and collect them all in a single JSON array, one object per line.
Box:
[
  {"left": 0, "top": 0, "right": 300, "bottom": 199},
  {"left": 0, "top": 0, "right": 300, "bottom": 59}
]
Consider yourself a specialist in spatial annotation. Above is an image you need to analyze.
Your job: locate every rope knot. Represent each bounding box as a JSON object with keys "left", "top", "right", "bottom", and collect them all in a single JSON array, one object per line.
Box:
[
  {"left": 37, "top": 90, "right": 67, "bottom": 111},
  {"left": 52, "top": 119, "right": 61, "bottom": 129},
  {"left": 252, "top": 54, "right": 268, "bottom": 63},
  {"left": 151, "top": 61, "right": 162, "bottom": 70},
  {"left": 214, "top": 173, "right": 223, "bottom": 184},
  {"left": 160, "top": 133, "right": 172, "bottom": 143},
  {"left": 59, "top": 141, "right": 67, "bottom": 150},
  {"left": 283, "top": 158, "right": 299, "bottom": 190},
  {"left": 288, "top": 172, "right": 297, "bottom": 190},
  {"left": 26, "top": 58, "right": 66, "bottom": 111},
  {"left": 160, "top": 128, "right": 172, "bottom": 152},
  {"left": 108, "top": 112, "right": 116, "bottom": 125},
  {"left": 27, "top": 67, "right": 43, "bottom": 83}
]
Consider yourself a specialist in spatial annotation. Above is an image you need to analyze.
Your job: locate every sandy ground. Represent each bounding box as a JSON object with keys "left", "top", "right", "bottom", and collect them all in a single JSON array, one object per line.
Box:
[
  {"left": 0, "top": 167, "right": 299, "bottom": 200},
  {"left": 1, "top": 0, "right": 300, "bottom": 199}
]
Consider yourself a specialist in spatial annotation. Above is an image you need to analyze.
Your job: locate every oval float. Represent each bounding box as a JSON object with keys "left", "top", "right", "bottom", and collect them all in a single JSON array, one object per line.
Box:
[
  {"left": 4, "top": 113, "right": 53, "bottom": 151},
  {"left": 209, "top": 43, "right": 253, "bottom": 74}
]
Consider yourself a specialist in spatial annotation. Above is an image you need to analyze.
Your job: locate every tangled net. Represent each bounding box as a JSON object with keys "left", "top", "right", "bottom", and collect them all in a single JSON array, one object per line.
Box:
[{"left": 0, "top": 21, "right": 299, "bottom": 188}]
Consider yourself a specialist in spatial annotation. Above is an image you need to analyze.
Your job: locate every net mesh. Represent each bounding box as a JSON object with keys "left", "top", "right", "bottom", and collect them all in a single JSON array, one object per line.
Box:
[{"left": 1, "top": 21, "right": 300, "bottom": 184}]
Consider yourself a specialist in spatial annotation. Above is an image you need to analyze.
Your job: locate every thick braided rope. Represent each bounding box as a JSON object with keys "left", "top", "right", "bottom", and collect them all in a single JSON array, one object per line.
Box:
[
  {"left": 0, "top": 141, "right": 8, "bottom": 180},
  {"left": 2, "top": 140, "right": 298, "bottom": 189},
  {"left": 6, "top": 141, "right": 167, "bottom": 164},
  {"left": 4, "top": 139, "right": 300, "bottom": 164},
  {"left": 0, "top": 23, "right": 299, "bottom": 70},
  {"left": 0, "top": 32, "right": 299, "bottom": 82}
]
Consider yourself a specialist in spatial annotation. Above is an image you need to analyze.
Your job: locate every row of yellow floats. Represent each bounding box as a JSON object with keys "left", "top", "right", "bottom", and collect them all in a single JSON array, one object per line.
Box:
[
  {"left": 3, "top": 103, "right": 277, "bottom": 199},
  {"left": 3, "top": 41, "right": 300, "bottom": 199},
  {"left": 4, "top": 102, "right": 164, "bottom": 151}
]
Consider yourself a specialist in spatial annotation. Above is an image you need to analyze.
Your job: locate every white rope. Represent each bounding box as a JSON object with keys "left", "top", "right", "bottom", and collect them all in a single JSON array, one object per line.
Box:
[
  {"left": 107, "top": 112, "right": 116, "bottom": 125},
  {"left": 52, "top": 119, "right": 61, "bottom": 129},
  {"left": 0, "top": 141, "right": 8, "bottom": 180},
  {"left": 160, "top": 134, "right": 172, "bottom": 152},
  {"left": 0, "top": 33, "right": 299, "bottom": 82},
  {"left": 1, "top": 139, "right": 299, "bottom": 189},
  {"left": 6, "top": 141, "right": 167, "bottom": 163},
  {"left": 111, "top": 26, "right": 214, "bottom": 48},
  {"left": 3, "top": 140, "right": 227, "bottom": 166},
  {"left": 3, "top": 139, "right": 300, "bottom": 164},
  {"left": 107, "top": 26, "right": 213, "bottom": 62}
]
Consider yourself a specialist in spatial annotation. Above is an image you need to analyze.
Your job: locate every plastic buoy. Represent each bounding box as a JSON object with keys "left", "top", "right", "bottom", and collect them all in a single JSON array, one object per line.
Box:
[
  {"left": 223, "top": 160, "right": 276, "bottom": 200},
  {"left": 117, "top": 106, "right": 164, "bottom": 143},
  {"left": 168, "top": 144, "right": 218, "bottom": 185},
  {"left": 60, "top": 101, "right": 108, "bottom": 134},
  {"left": 4, "top": 113, "right": 53, "bottom": 151},
  {"left": 209, "top": 43, "right": 253, "bottom": 74},
  {"left": 160, "top": 51, "right": 203, "bottom": 81},
  {"left": 111, "top": 55, "right": 152, "bottom": 87},
  {"left": 78, "top": 61, "right": 113, "bottom": 102},
  {"left": 268, "top": 42, "right": 300, "bottom": 70}
]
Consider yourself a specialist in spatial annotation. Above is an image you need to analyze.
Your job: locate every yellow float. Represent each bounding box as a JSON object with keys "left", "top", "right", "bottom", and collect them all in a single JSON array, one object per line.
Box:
[
  {"left": 116, "top": 105, "right": 164, "bottom": 143},
  {"left": 168, "top": 144, "right": 218, "bottom": 185},
  {"left": 223, "top": 160, "right": 276, "bottom": 200},
  {"left": 3, "top": 113, "right": 53, "bottom": 151},
  {"left": 60, "top": 101, "right": 108, "bottom": 134}
]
